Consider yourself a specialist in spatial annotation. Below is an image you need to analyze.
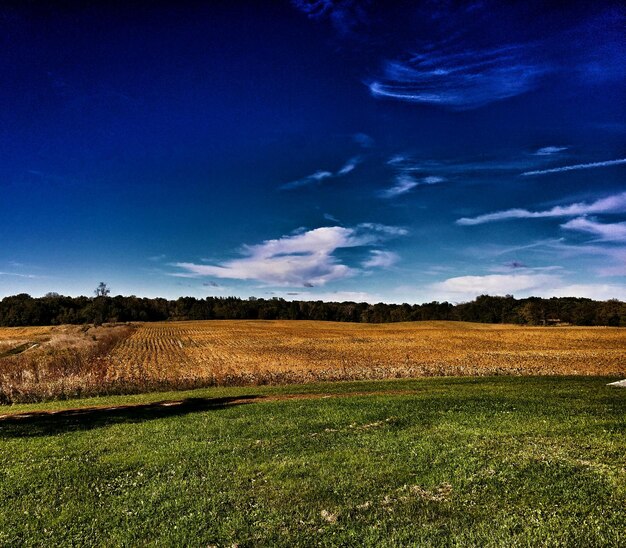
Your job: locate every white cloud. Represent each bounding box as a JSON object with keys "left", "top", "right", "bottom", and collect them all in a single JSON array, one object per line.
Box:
[
  {"left": 356, "top": 223, "right": 408, "bottom": 236},
  {"left": 522, "top": 158, "right": 626, "bottom": 176},
  {"left": 457, "top": 191, "right": 626, "bottom": 226},
  {"left": 422, "top": 176, "right": 445, "bottom": 184},
  {"left": 533, "top": 146, "right": 568, "bottom": 155},
  {"left": 362, "top": 250, "right": 399, "bottom": 268},
  {"left": 429, "top": 272, "right": 626, "bottom": 302},
  {"left": 283, "top": 290, "right": 381, "bottom": 304},
  {"left": 379, "top": 175, "right": 418, "bottom": 198},
  {"left": 280, "top": 170, "right": 332, "bottom": 190},
  {"left": 548, "top": 284, "right": 626, "bottom": 301},
  {"left": 432, "top": 273, "right": 560, "bottom": 296},
  {"left": 379, "top": 174, "right": 445, "bottom": 198},
  {"left": 280, "top": 156, "right": 361, "bottom": 190},
  {"left": 561, "top": 217, "right": 626, "bottom": 241},
  {"left": 0, "top": 271, "right": 41, "bottom": 279},
  {"left": 387, "top": 154, "right": 406, "bottom": 166},
  {"left": 337, "top": 156, "right": 361, "bottom": 175},
  {"left": 173, "top": 224, "right": 406, "bottom": 287}
]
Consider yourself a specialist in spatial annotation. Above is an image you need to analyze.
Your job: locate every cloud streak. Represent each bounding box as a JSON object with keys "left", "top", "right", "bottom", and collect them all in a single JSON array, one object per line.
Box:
[
  {"left": 173, "top": 223, "right": 406, "bottom": 287},
  {"left": 432, "top": 273, "right": 561, "bottom": 296},
  {"left": 457, "top": 191, "right": 626, "bottom": 226},
  {"left": 379, "top": 175, "right": 445, "bottom": 198},
  {"left": 430, "top": 272, "right": 626, "bottom": 302},
  {"left": 369, "top": 44, "right": 548, "bottom": 109},
  {"left": 0, "top": 272, "right": 41, "bottom": 279},
  {"left": 522, "top": 158, "right": 626, "bottom": 176},
  {"left": 385, "top": 152, "right": 554, "bottom": 179},
  {"left": 380, "top": 155, "right": 447, "bottom": 198},
  {"left": 561, "top": 217, "right": 626, "bottom": 242},
  {"left": 533, "top": 146, "right": 568, "bottom": 156},
  {"left": 280, "top": 156, "right": 361, "bottom": 190},
  {"left": 380, "top": 175, "right": 418, "bottom": 198},
  {"left": 362, "top": 250, "right": 399, "bottom": 268}
]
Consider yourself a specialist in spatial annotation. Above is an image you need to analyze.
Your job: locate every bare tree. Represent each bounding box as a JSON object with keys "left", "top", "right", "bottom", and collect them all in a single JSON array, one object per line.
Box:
[{"left": 94, "top": 282, "right": 111, "bottom": 297}]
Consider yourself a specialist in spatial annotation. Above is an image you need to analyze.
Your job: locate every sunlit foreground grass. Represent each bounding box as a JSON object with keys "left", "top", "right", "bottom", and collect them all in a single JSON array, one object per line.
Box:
[{"left": 1, "top": 376, "right": 624, "bottom": 546}]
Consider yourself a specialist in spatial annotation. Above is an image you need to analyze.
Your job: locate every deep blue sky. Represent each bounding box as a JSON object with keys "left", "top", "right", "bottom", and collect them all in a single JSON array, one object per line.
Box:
[{"left": 1, "top": 1, "right": 625, "bottom": 302}]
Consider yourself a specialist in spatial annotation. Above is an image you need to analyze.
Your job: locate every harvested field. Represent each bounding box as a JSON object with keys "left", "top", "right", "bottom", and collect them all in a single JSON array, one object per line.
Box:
[
  {"left": 2, "top": 320, "right": 624, "bottom": 403},
  {"left": 106, "top": 320, "right": 626, "bottom": 385}
]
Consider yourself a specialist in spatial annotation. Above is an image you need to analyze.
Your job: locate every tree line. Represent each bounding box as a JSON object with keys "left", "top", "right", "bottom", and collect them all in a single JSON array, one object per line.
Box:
[{"left": 0, "top": 292, "right": 624, "bottom": 327}]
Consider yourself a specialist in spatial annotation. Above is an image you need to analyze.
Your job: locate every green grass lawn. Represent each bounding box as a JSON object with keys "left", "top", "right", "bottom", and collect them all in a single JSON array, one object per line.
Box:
[{"left": 1, "top": 376, "right": 624, "bottom": 546}]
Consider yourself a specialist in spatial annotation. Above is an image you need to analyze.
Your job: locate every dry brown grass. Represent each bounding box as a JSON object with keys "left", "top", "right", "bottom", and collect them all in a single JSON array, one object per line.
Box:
[
  {"left": 0, "top": 324, "right": 135, "bottom": 403},
  {"left": 2, "top": 320, "right": 624, "bottom": 403}
]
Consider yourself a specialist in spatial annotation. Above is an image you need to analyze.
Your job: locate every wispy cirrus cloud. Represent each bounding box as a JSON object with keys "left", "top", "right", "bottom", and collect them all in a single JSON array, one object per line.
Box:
[
  {"left": 380, "top": 155, "right": 447, "bottom": 198},
  {"left": 465, "top": 238, "right": 566, "bottom": 259},
  {"left": 385, "top": 151, "right": 623, "bottom": 188},
  {"left": 369, "top": 43, "right": 548, "bottom": 110},
  {"left": 290, "top": 0, "right": 368, "bottom": 35},
  {"left": 561, "top": 217, "right": 626, "bottom": 242},
  {"left": 280, "top": 156, "right": 361, "bottom": 190},
  {"left": 362, "top": 250, "right": 399, "bottom": 268},
  {"left": 0, "top": 271, "right": 41, "bottom": 279},
  {"left": 356, "top": 223, "right": 408, "bottom": 237},
  {"left": 379, "top": 175, "right": 418, "bottom": 198},
  {"left": 280, "top": 169, "right": 332, "bottom": 190},
  {"left": 379, "top": 174, "right": 445, "bottom": 198},
  {"left": 524, "top": 239, "right": 626, "bottom": 272},
  {"left": 533, "top": 146, "right": 568, "bottom": 156},
  {"left": 173, "top": 223, "right": 406, "bottom": 287},
  {"left": 385, "top": 152, "right": 552, "bottom": 179},
  {"left": 522, "top": 158, "right": 626, "bottom": 176},
  {"left": 457, "top": 191, "right": 626, "bottom": 226},
  {"left": 487, "top": 262, "right": 563, "bottom": 274},
  {"left": 461, "top": 233, "right": 626, "bottom": 280},
  {"left": 337, "top": 156, "right": 360, "bottom": 175}
]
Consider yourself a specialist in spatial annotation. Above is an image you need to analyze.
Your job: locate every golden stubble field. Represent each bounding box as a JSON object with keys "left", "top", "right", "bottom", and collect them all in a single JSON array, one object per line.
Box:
[
  {"left": 1, "top": 320, "right": 624, "bottom": 402},
  {"left": 107, "top": 320, "right": 626, "bottom": 385}
]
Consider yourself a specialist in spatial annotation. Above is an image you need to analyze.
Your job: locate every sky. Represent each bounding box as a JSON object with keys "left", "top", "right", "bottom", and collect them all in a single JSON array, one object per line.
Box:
[{"left": 1, "top": 0, "right": 625, "bottom": 303}]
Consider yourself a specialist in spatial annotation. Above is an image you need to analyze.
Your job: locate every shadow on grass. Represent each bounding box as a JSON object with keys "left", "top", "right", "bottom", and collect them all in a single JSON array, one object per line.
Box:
[{"left": 0, "top": 395, "right": 261, "bottom": 438}]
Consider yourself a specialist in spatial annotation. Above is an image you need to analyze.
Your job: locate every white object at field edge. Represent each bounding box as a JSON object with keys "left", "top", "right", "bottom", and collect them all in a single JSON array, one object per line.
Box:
[{"left": 607, "top": 379, "right": 626, "bottom": 387}]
